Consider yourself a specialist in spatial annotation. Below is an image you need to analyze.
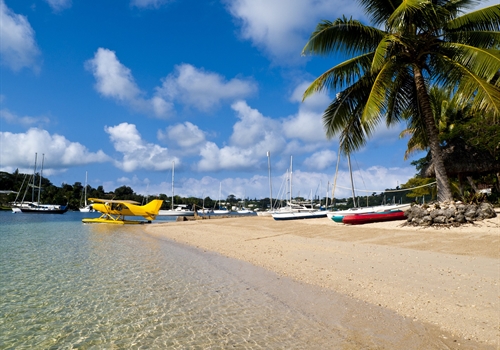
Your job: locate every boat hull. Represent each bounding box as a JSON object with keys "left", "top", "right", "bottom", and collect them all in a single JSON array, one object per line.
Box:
[
  {"left": 158, "top": 210, "right": 195, "bottom": 216},
  {"left": 272, "top": 212, "right": 327, "bottom": 221},
  {"left": 342, "top": 210, "right": 406, "bottom": 225},
  {"left": 20, "top": 206, "right": 69, "bottom": 214}
]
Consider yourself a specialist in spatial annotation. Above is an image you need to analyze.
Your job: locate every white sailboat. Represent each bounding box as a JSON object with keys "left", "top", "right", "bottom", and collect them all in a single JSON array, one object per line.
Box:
[
  {"left": 158, "top": 161, "right": 195, "bottom": 216},
  {"left": 18, "top": 153, "right": 69, "bottom": 214},
  {"left": 79, "top": 171, "right": 94, "bottom": 212},
  {"left": 271, "top": 156, "right": 327, "bottom": 221},
  {"left": 257, "top": 151, "right": 274, "bottom": 217},
  {"left": 211, "top": 182, "right": 230, "bottom": 214}
]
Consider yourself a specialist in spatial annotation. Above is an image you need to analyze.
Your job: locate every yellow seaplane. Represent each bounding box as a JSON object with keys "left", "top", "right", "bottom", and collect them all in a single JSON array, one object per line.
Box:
[{"left": 82, "top": 198, "right": 163, "bottom": 224}]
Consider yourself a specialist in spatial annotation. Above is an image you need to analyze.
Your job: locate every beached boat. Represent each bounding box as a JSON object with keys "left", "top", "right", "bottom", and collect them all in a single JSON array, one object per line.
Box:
[
  {"left": 272, "top": 210, "right": 327, "bottom": 220},
  {"left": 272, "top": 157, "right": 326, "bottom": 221},
  {"left": 158, "top": 204, "right": 195, "bottom": 216},
  {"left": 341, "top": 210, "right": 406, "bottom": 225},
  {"left": 327, "top": 203, "right": 411, "bottom": 221}
]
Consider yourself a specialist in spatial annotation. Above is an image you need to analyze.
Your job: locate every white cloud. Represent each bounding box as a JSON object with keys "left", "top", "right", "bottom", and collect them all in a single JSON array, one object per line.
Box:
[
  {"left": 282, "top": 81, "right": 332, "bottom": 143},
  {"left": 225, "top": 0, "right": 363, "bottom": 64},
  {"left": 44, "top": 0, "right": 71, "bottom": 12},
  {"left": 230, "top": 100, "right": 283, "bottom": 149},
  {"left": 0, "top": 128, "right": 109, "bottom": 175},
  {"left": 130, "top": 0, "right": 171, "bottom": 9},
  {"left": 85, "top": 48, "right": 173, "bottom": 118},
  {"left": 0, "top": 0, "right": 40, "bottom": 71},
  {"left": 282, "top": 109, "right": 325, "bottom": 143},
  {"left": 303, "top": 149, "right": 337, "bottom": 171},
  {"left": 86, "top": 51, "right": 254, "bottom": 118},
  {"left": 196, "top": 101, "right": 287, "bottom": 172},
  {"left": 0, "top": 108, "right": 50, "bottom": 127},
  {"left": 197, "top": 142, "right": 258, "bottom": 172},
  {"left": 158, "top": 122, "right": 207, "bottom": 149},
  {"left": 105, "top": 122, "right": 178, "bottom": 172},
  {"left": 157, "top": 63, "right": 257, "bottom": 112}
]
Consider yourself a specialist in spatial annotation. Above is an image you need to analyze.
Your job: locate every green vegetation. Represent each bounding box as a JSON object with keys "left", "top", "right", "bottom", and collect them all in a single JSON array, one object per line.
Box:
[
  {"left": 302, "top": 0, "right": 500, "bottom": 202},
  {"left": 0, "top": 170, "right": 417, "bottom": 211}
]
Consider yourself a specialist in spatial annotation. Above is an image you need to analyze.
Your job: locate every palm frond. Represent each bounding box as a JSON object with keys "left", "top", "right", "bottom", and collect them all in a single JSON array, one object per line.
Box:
[
  {"left": 322, "top": 76, "right": 379, "bottom": 154},
  {"left": 301, "top": 17, "right": 384, "bottom": 57},
  {"left": 386, "top": 66, "right": 418, "bottom": 126},
  {"left": 386, "top": 0, "right": 443, "bottom": 33},
  {"left": 435, "top": 52, "right": 500, "bottom": 116},
  {"left": 446, "top": 4, "right": 500, "bottom": 32},
  {"left": 302, "top": 52, "right": 374, "bottom": 100},
  {"left": 358, "top": 0, "right": 401, "bottom": 26},
  {"left": 445, "top": 31, "right": 500, "bottom": 50},
  {"left": 446, "top": 43, "right": 500, "bottom": 82},
  {"left": 361, "top": 60, "right": 395, "bottom": 125}
]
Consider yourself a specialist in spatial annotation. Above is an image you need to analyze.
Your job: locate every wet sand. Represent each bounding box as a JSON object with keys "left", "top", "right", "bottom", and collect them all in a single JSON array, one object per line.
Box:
[{"left": 146, "top": 212, "right": 499, "bottom": 349}]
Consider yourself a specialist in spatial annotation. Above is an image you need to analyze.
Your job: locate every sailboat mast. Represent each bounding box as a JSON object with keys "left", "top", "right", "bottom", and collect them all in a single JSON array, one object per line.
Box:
[
  {"left": 347, "top": 153, "right": 356, "bottom": 207},
  {"left": 38, "top": 154, "right": 44, "bottom": 204},
  {"left": 171, "top": 161, "right": 175, "bottom": 210},
  {"left": 267, "top": 151, "right": 272, "bottom": 210},
  {"left": 32, "top": 153, "right": 37, "bottom": 203},
  {"left": 290, "top": 156, "right": 293, "bottom": 202},
  {"left": 84, "top": 171, "right": 88, "bottom": 206}
]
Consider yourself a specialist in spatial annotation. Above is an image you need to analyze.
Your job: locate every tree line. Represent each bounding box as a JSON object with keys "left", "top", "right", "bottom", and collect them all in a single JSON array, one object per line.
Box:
[{"left": 0, "top": 169, "right": 425, "bottom": 211}]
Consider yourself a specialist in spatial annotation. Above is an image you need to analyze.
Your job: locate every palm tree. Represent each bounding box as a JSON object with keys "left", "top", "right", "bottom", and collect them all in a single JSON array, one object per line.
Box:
[
  {"left": 302, "top": 0, "right": 500, "bottom": 202},
  {"left": 400, "top": 85, "right": 469, "bottom": 160}
]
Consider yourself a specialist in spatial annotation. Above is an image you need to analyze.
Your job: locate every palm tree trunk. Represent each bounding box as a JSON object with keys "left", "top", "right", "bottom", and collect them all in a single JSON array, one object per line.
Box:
[{"left": 413, "top": 67, "right": 453, "bottom": 201}]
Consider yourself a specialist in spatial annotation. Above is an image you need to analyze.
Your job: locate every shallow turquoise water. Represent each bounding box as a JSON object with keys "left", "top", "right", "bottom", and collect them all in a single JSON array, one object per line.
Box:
[{"left": 0, "top": 211, "right": 339, "bottom": 349}]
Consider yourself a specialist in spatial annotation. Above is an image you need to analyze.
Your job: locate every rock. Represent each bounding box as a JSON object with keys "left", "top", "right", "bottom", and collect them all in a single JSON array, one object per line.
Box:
[
  {"left": 433, "top": 215, "right": 447, "bottom": 224},
  {"left": 403, "top": 201, "right": 497, "bottom": 226}
]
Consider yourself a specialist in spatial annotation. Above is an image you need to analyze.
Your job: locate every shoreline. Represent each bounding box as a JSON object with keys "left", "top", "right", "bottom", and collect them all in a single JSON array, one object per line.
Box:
[{"left": 146, "top": 214, "right": 499, "bottom": 347}]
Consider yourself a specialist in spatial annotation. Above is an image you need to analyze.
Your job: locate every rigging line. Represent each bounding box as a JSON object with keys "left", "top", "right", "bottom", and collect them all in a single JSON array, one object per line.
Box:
[
  {"left": 334, "top": 181, "right": 436, "bottom": 193},
  {"left": 351, "top": 153, "right": 368, "bottom": 194},
  {"left": 331, "top": 144, "right": 342, "bottom": 200}
]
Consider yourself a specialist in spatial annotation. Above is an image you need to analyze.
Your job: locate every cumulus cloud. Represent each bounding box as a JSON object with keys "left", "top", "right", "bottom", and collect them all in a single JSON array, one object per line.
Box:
[
  {"left": 157, "top": 63, "right": 257, "bottom": 112},
  {"left": 105, "top": 122, "right": 178, "bottom": 172},
  {"left": 225, "top": 0, "right": 363, "bottom": 64},
  {"left": 196, "top": 101, "right": 287, "bottom": 172},
  {"left": 158, "top": 122, "right": 207, "bottom": 149},
  {"left": 0, "top": 0, "right": 40, "bottom": 71},
  {"left": 281, "top": 81, "right": 331, "bottom": 143},
  {"left": 44, "top": 0, "right": 72, "bottom": 12},
  {"left": 85, "top": 48, "right": 173, "bottom": 118},
  {"left": 0, "top": 128, "right": 109, "bottom": 175},
  {"left": 86, "top": 50, "right": 255, "bottom": 118},
  {"left": 303, "top": 149, "right": 337, "bottom": 171},
  {"left": 0, "top": 108, "right": 50, "bottom": 127}
]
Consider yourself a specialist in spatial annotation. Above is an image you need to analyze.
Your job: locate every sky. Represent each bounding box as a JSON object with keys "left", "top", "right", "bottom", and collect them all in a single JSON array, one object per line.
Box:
[{"left": 0, "top": 0, "right": 495, "bottom": 202}]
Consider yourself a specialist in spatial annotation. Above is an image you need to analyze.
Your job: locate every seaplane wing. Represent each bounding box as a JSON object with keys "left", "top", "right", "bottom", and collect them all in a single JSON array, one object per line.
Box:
[{"left": 87, "top": 198, "right": 163, "bottom": 222}]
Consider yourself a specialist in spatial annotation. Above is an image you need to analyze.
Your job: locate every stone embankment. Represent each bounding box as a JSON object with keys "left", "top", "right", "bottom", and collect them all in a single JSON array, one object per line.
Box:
[{"left": 404, "top": 201, "right": 497, "bottom": 226}]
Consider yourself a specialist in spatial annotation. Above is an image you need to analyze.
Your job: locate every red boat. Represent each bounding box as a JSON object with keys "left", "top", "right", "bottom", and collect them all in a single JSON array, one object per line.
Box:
[{"left": 342, "top": 210, "right": 406, "bottom": 225}]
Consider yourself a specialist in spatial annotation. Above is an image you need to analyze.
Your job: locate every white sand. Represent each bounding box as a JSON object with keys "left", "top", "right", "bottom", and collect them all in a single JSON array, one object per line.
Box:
[{"left": 146, "top": 212, "right": 500, "bottom": 347}]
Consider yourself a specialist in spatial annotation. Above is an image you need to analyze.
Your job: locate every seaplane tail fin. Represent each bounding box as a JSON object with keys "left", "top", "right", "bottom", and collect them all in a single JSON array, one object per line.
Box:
[{"left": 142, "top": 199, "right": 163, "bottom": 220}]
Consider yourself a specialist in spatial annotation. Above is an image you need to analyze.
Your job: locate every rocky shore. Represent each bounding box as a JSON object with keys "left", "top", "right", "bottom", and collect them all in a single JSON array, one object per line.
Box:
[{"left": 404, "top": 201, "right": 497, "bottom": 226}]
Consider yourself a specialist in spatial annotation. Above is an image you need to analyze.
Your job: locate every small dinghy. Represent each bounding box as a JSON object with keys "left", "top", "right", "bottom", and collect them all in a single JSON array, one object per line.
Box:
[{"left": 342, "top": 210, "right": 406, "bottom": 225}]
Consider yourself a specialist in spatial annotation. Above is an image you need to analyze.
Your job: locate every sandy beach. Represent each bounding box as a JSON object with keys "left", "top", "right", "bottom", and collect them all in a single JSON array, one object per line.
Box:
[{"left": 146, "top": 212, "right": 499, "bottom": 349}]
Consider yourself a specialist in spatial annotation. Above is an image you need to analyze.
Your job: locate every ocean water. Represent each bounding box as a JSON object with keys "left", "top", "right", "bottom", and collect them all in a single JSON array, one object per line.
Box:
[{"left": 0, "top": 211, "right": 341, "bottom": 349}]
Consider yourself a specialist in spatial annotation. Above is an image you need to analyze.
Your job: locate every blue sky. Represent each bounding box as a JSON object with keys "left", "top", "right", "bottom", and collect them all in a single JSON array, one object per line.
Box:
[{"left": 0, "top": 0, "right": 494, "bottom": 201}]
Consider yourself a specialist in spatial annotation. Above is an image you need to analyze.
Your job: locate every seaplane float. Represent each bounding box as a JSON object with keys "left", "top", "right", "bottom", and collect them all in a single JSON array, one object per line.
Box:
[{"left": 82, "top": 198, "right": 163, "bottom": 224}]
